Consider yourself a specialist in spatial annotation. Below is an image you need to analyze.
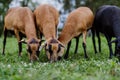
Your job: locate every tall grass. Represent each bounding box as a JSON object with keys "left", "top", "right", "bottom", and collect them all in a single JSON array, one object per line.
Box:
[{"left": 0, "top": 36, "right": 120, "bottom": 80}]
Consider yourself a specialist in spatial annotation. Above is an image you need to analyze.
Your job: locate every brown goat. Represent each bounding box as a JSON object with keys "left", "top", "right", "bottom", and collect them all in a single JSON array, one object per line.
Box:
[
  {"left": 58, "top": 7, "right": 94, "bottom": 59},
  {"left": 34, "top": 4, "right": 61, "bottom": 62},
  {"left": 2, "top": 7, "right": 41, "bottom": 61}
]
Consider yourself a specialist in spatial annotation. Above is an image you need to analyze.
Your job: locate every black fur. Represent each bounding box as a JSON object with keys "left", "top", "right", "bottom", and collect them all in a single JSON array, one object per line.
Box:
[
  {"left": 2, "top": 28, "right": 7, "bottom": 55},
  {"left": 64, "top": 34, "right": 81, "bottom": 59},
  {"left": 92, "top": 5, "right": 120, "bottom": 58},
  {"left": 64, "top": 40, "right": 71, "bottom": 59},
  {"left": 48, "top": 44, "right": 53, "bottom": 55},
  {"left": 27, "top": 46, "right": 32, "bottom": 54},
  {"left": 2, "top": 29, "right": 24, "bottom": 56},
  {"left": 57, "top": 44, "right": 61, "bottom": 53}
]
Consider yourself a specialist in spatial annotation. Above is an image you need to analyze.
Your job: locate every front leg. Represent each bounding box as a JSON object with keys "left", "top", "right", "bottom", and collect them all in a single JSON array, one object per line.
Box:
[
  {"left": 64, "top": 40, "right": 72, "bottom": 59},
  {"left": 108, "top": 42, "right": 113, "bottom": 59},
  {"left": 14, "top": 29, "right": 22, "bottom": 57}
]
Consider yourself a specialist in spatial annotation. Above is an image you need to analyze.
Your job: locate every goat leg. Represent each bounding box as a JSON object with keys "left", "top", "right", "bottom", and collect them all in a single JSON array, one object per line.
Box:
[
  {"left": 14, "top": 29, "right": 22, "bottom": 57},
  {"left": 83, "top": 31, "right": 88, "bottom": 58},
  {"left": 64, "top": 40, "right": 72, "bottom": 59},
  {"left": 2, "top": 28, "right": 7, "bottom": 55},
  {"left": 74, "top": 37, "right": 79, "bottom": 54},
  {"left": 91, "top": 29, "right": 98, "bottom": 53}
]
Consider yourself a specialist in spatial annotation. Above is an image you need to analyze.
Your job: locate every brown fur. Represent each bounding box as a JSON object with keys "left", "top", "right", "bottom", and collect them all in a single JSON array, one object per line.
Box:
[
  {"left": 3, "top": 7, "right": 40, "bottom": 61},
  {"left": 34, "top": 4, "right": 59, "bottom": 39},
  {"left": 4, "top": 7, "right": 37, "bottom": 39},
  {"left": 58, "top": 7, "right": 94, "bottom": 57},
  {"left": 34, "top": 4, "right": 59, "bottom": 62}
]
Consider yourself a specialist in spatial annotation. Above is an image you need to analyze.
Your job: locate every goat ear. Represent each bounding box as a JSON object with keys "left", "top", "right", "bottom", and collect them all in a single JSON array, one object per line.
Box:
[
  {"left": 19, "top": 39, "right": 27, "bottom": 44},
  {"left": 59, "top": 44, "right": 65, "bottom": 48},
  {"left": 110, "top": 39, "right": 118, "bottom": 43}
]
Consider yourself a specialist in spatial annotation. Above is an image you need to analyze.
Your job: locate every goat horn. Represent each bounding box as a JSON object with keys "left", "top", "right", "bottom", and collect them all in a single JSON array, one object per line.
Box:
[
  {"left": 58, "top": 41, "right": 66, "bottom": 50},
  {"left": 39, "top": 41, "right": 47, "bottom": 51},
  {"left": 19, "top": 38, "right": 27, "bottom": 44}
]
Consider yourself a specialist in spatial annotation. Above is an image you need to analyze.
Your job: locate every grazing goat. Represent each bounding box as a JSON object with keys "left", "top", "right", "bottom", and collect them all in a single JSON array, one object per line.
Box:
[
  {"left": 2, "top": 7, "right": 41, "bottom": 61},
  {"left": 58, "top": 7, "right": 94, "bottom": 59},
  {"left": 91, "top": 5, "right": 111, "bottom": 54},
  {"left": 34, "top": 4, "right": 61, "bottom": 62},
  {"left": 92, "top": 5, "right": 120, "bottom": 58}
]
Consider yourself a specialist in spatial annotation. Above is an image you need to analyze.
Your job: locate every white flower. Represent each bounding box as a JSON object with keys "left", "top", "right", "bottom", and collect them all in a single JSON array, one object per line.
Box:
[
  {"left": 24, "top": 63, "right": 27, "bottom": 67},
  {"left": 43, "top": 63, "right": 48, "bottom": 66},
  {"left": 28, "top": 74, "right": 32, "bottom": 77},
  {"left": 118, "top": 62, "right": 120, "bottom": 65},
  {"left": 8, "top": 64, "right": 11, "bottom": 68},
  {"left": 19, "top": 69, "right": 22, "bottom": 73},
  {"left": 21, "top": 61, "right": 24, "bottom": 64},
  {"left": 29, "top": 63, "right": 32, "bottom": 66}
]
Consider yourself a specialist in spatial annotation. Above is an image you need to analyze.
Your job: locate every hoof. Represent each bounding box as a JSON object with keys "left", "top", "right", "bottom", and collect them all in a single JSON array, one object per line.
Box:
[
  {"left": 109, "top": 56, "right": 113, "bottom": 59},
  {"left": 58, "top": 56, "right": 62, "bottom": 60},
  {"left": 64, "top": 55, "right": 68, "bottom": 59},
  {"left": 85, "top": 55, "right": 89, "bottom": 59}
]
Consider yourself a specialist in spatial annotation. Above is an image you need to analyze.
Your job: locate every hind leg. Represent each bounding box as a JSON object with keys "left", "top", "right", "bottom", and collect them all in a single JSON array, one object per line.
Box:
[
  {"left": 82, "top": 31, "right": 88, "bottom": 58},
  {"left": 74, "top": 37, "right": 79, "bottom": 54},
  {"left": 91, "top": 29, "right": 97, "bottom": 53},
  {"left": 2, "top": 28, "right": 8, "bottom": 55},
  {"left": 96, "top": 32, "right": 101, "bottom": 53}
]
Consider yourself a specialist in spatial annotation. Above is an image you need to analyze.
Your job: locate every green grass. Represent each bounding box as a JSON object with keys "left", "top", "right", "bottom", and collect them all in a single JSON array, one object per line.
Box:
[{"left": 0, "top": 36, "right": 120, "bottom": 80}]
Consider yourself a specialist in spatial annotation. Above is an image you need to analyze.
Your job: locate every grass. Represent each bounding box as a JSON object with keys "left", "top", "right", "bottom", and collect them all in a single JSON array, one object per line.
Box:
[{"left": 0, "top": 36, "right": 120, "bottom": 80}]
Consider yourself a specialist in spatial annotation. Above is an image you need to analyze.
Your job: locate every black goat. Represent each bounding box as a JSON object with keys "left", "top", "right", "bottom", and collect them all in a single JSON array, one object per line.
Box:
[{"left": 92, "top": 5, "right": 120, "bottom": 58}]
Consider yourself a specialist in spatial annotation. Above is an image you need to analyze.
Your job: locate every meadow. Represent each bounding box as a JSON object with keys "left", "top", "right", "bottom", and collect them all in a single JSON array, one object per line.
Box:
[{"left": 0, "top": 36, "right": 120, "bottom": 80}]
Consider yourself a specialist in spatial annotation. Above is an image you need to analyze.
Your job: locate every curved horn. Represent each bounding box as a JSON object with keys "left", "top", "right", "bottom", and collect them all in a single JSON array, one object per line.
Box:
[
  {"left": 57, "top": 40, "right": 66, "bottom": 50},
  {"left": 59, "top": 42, "right": 67, "bottom": 50},
  {"left": 19, "top": 38, "right": 27, "bottom": 44},
  {"left": 39, "top": 41, "right": 47, "bottom": 51}
]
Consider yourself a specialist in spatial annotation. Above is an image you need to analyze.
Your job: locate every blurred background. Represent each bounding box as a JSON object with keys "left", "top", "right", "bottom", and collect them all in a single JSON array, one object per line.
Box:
[{"left": 0, "top": 0, "right": 120, "bottom": 36}]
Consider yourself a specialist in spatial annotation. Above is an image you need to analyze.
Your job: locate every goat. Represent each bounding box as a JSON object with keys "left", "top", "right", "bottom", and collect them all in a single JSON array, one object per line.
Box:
[
  {"left": 2, "top": 7, "right": 41, "bottom": 61},
  {"left": 91, "top": 5, "right": 111, "bottom": 54},
  {"left": 58, "top": 7, "right": 94, "bottom": 59},
  {"left": 92, "top": 5, "right": 120, "bottom": 58},
  {"left": 34, "top": 4, "right": 61, "bottom": 62}
]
